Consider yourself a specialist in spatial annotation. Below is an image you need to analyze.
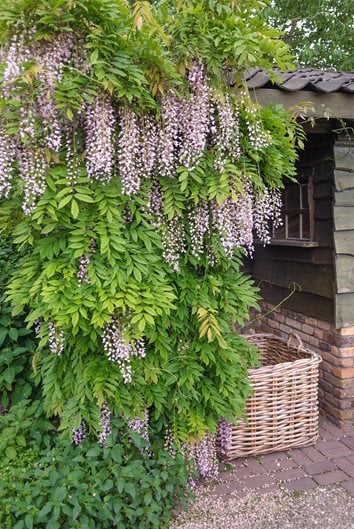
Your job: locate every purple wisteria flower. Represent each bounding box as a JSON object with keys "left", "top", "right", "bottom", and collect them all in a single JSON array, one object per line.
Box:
[
  {"left": 48, "top": 322, "right": 65, "bottom": 356},
  {"left": 85, "top": 92, "right": 115, "bottom": 182},
  {"left": 102, "top": 316, "right": 146, "bottom": 383},
  {"left": 98, "top": 401, "right": 112, "bottom": 445}
]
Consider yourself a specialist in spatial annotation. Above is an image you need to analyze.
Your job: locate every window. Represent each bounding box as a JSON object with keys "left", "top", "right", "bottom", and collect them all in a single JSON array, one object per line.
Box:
[{"left": 271, "top": 175, "right": 317, "bottom": 247}]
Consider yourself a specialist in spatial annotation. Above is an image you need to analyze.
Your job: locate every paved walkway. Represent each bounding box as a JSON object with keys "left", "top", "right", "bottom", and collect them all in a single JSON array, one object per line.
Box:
[{"left": 213, "top": 419, "right": 354, "bottom": 500}]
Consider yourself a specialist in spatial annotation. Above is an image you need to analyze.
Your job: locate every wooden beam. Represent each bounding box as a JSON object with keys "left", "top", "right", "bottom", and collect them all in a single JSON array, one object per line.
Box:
[{"left": 250, "top": 89, "right": 354, "bottom": 120}]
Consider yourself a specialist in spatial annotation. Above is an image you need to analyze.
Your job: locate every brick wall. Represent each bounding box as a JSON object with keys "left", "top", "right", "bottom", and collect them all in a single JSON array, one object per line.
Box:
[{"left": 244, "top": 302, "right": 354, "bottom": 428}]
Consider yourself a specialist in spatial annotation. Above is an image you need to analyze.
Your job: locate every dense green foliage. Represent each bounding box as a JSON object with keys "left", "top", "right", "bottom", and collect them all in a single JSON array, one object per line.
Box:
[
  {"left": 0, "top": 0, "right": 303, "bottom": 445},
  {"left": 264, "top": 0, "right": 354, "bottom": 70},
  {"left": 0, "top": 421, "right": 189, "bottom": 529}
]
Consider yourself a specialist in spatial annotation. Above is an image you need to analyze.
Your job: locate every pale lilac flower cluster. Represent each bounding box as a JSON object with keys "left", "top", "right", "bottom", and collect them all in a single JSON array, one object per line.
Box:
[
  {"left": 1, "top": 29, "right": 32, "bottom": 99},
  {"left": 102, "top": 317, "right": 146, "bottom": 383},
  {"left": 117, "top": 107, "right": 141, "bottom": 194},
  {"left": 34, "top": 319, "right": 42, "bottom": 336},
  {"left": 253, "top": 187, "right": 283, "bottom": 245},
  {"left": 48, "top": 322, "right": 65, "bottom": 356},
  {"left": 128, "top": 408, "right": 151, "bottom": 454},
  {"left": 65, "top": 129, "right": 81, "bottom": 186},
  {"left": 0, "top": 126, "right": 16, "bottom": 198},
  {"left": 85, "top": 93, "right": 115, "bottom": 181},
  {"left": 214, "top": 96, "right": 241, "bottom": 172},
  {"left": 164, "top": 428, "right": 176, "bottom": 458},
  {"left": 77, "top": 240, "right": 96, "bottom": 285},
  {"left": 188, "top": 201, "right": 210, "bottom": 258},
  {"left": 98, "top": 401, "right": 112, "bottom": 445},
  {"left": 185, "top": 433, "right": 219, "bottom": 479},
  {"left": 140, "top": 115, "right": 158, "bottom": 179},
  {"left": 146, "top": 177, "right": 163, "bottom": 225},
  {"left": 19, "top": 106, "right": 36, "bottom": 142},
  {"left": 217, "top": 419, "right": 232, "bottom": 457},
  {"left": 158, "top": 92, "right": 180, "bottom": 178},
  {"left": 35, "top": 32, "right": 75, "bottom": 152},
  {"left": 246, "top": 107, "right": 271, "bottom": 150},
  {"left": 72, "top": 421, "right": 87, "bottom": 446},
  {"left": 19, "top": 147, "right": 48, "bottom": 214},
  {"left": 179, "top": 64, "right": 210, "bottom": 171},
  {"left": 161, "top": 216, "right": 186, "bottom": 271}
]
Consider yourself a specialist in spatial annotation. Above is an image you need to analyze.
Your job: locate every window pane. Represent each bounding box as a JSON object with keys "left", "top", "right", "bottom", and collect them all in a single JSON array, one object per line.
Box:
[
  {"left": 273, "top": 221, "right": 286, "bottom": 239},
  {"left": 286, "top": 186, "right": 300, "bottom": 209},
  {"left": 287, "top": 214, "right": 300, "bottom": 238},
  {"left": 301, "top": 184, "right": 308, "bottom": 208},
  {"left": 301, "top": 211, "right": 310, "bottom": 239}
]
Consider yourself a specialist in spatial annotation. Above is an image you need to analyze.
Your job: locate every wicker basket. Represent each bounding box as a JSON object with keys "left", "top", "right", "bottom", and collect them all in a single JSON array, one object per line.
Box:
[{"left": 223, "top": 333, "right": 322, "bottom": 460}]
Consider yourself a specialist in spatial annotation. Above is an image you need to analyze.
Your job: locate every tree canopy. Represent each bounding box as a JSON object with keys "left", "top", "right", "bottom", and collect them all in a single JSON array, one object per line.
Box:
[{"left": 264, "top": 0, "right": 354, "bottom": 71}]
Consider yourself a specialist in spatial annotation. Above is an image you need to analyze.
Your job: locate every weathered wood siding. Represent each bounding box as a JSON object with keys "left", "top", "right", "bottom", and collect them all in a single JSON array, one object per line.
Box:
[
  {"left": 250, "top": 133, "right": 336, "bottom": 322},
  {"left": 333, "top": 136, "right": 354, "bottom": 327}
]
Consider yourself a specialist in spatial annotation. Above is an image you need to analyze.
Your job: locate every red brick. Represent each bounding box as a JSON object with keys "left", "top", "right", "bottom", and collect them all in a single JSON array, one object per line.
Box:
[
  {"left": 301, "top": 446, "right": 326, "bottom": 463},
  {"left": 321, "top": 421, "right": 345, "bottom": 438},
  {"left": 342, "top": 479, "right": 354, "bottom": 496},
  {"left": 273, "top": 468, "right": 306, "bottom": 482},
  {"left": 318, "top": 320, "right": 333, "bottom": 331},
  {"left": 332, "top": 367, "right": 354, "bottom": 379},
  {"left": 313, "top": 470, "right": 348, "bottom": 485},
  {"left": 339, "top": 326, "right": 354, "bottom": 336},
  {"left": 285, "top": 477, "right": 317, "bottom": 491},
  {"left": 242, "top": 474, "right": 275, "bottom": 490},
  {"left": 333, "top": 457, "right": 354, "bottom": 478},
  {"left": 261, "top": 458, "right": 298, "bottom": 472},
  {"left": 342, "top": 436, "right": 354, "bottom": 450},
  {"left": 287, "top": 448, "right": 313, "bottom": 466},
  {"left": 322, "top": 372, "right": 353, "bottom": 389},
  {"left": 302, "top": 323, "right": 315, "bottom": 335},
  {"left": 320, "top": 447, "right": 353, "bottom": 459},
  {"left": 324, "top": 393, "right": 353, "bottom": 410},
  {"left": 338, "top": 347, "right": 354, "bottom": 358},
  {"left": 304, "top": 460, "right": 337, "bottom": 475},
  {"left": 242, "top": 458, "right": 264, "bottom": 475}
]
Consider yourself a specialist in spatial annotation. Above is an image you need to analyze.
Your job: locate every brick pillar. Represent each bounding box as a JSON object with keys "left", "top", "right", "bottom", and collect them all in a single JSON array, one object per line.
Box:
[{"left": 244, "top": 302, "right": 354, "bottom": 428}]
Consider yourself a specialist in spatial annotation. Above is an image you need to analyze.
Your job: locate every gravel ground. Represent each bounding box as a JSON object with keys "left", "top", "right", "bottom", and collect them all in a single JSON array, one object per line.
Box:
[{"left": 170, "top": 485, "right": 354, "bottom": 529}]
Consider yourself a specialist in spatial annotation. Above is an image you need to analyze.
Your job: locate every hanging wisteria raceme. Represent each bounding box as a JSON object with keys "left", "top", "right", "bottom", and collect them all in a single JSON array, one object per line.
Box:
[
  {"left": 188, "top": 201, "right": 210, "bottom": 258},
  {"left": 102, "top": 316, "right": 146, "bottom": 383},
  {"left": 214, "top": 95, "right": 241, "bottom": 172},
  {"left": 85, "top": 92, "right": 115, "bottom": 182},
  {"left": 72, "top": 421, "right": 87, "bottom": 446},
  {"left": 158, "top": 91, "right": 180, "bottom": 178},
  {"left": 140, "top": 115, "right": 158, "bottom": 179},
  {"left": 19, "top": 147, "right": 48, "bottom": 214},
  {"left": 161, "top": 216, "right": 186, "bottom": 271},
  {"left": 184, "top": 433, "right": 219, "bottom": 479},
  {"left": 216, "top": 419, "right": 232, "bottom": 457},
  {"left": 245, "top": 107, "right": 272, "bottom": 150},
  {"left": 253, "top": 187, "right": 283, "bottom": 245},
  {"left": 77, "top": 240, "right": 96, "bottom": 286},
  {"left": 35, "top": 32, "right": 75, "bottom": 152},
  {"left": 164, "top": 428, "right": 176, "bottom": 458},
  {"left": 48, "top": 322, "right": 65, "bottom": 356},
  {"left": 1, "top": 28, "right": 32, "bottom": 99},
  {"left": 19, "top": 106, "right": 36, "bottom": 142},
  {"left": 98, "top": 401, "right": 112, "bottom": 446},
  {"left": 34, "top": 319, "right": 41, "bottom": 337},
  {"left": 0, "top": 125, "right": 16, "bottom": 198},
  {"left": 117, "top": 107, "right": 142, "bottom": 194},
  {"left": 179, "top": 64, "right": 210, "bottom": 171},
  {"left": 65, "top": 127, "right": 81, "bottom": 186},
  {"left": 211, "top": 189, "right": 252, "bottom": 258},
  {"left": 146, "top": 177, "right": 163, "bottom": 226},
  {"left": 128, "top": 408, "right": 151, "bottom": 455}
]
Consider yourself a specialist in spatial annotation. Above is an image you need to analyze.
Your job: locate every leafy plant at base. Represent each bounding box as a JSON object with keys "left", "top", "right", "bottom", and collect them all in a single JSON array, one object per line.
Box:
[
  {"left": 0, "top": 420, "right": 190, "bottom": 529},
  {"left": 0, "top": 0, "right": 304, "bottom": 444}
]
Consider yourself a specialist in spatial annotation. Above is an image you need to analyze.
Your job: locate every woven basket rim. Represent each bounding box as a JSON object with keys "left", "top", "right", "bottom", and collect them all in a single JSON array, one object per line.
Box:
[{"left": 245, "top": 333, "right": 322, "bottom": 374}]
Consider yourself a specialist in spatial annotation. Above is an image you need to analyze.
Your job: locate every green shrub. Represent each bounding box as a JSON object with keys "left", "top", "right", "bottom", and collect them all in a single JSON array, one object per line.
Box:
[{"left": 0, "top": 421, "right": 190, "bottom": 529}]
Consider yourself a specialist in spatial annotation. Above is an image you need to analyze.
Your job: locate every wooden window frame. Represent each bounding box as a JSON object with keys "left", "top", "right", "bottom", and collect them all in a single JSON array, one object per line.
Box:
[{"left": 268, "top": 173, "right": 318, "bottom": 248}]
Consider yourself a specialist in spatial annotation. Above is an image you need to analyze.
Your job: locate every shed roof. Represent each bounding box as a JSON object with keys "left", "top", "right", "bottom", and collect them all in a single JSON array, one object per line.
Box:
[{"left": 245, "top": 68, "right": 354, "bottom": 94}]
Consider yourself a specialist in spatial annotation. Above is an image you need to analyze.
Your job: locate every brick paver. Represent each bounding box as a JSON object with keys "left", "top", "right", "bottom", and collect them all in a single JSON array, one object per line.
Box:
[{"left": 211, "top": 419, "right": 354, "bottom": 500}]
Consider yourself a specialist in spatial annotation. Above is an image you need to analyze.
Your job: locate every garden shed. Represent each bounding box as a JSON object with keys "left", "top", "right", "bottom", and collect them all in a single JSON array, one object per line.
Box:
[{"left": 244, "top": 68, "right": 354, "bottom": 428}]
